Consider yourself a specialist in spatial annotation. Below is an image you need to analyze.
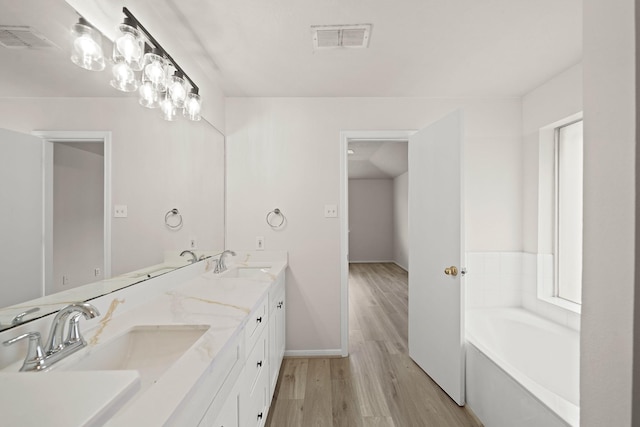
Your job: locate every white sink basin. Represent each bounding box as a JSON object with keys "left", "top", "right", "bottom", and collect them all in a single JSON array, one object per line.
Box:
[
  {"left": 59, "top": 325, "right": 208, "bottom": 393},
  {"left": 221, "top": 266, "right": 271, "bottom": 278}
]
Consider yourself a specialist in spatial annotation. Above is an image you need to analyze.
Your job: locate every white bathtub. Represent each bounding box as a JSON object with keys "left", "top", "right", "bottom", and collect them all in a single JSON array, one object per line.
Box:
[{"left": 465, "top": 308, "right": 579, "bottom": 427}]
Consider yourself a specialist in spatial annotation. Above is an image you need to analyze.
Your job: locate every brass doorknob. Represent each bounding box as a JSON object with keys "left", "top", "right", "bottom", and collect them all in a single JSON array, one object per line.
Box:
[{"left": 444, "top": 266, "right": 458, "bottom": 276}]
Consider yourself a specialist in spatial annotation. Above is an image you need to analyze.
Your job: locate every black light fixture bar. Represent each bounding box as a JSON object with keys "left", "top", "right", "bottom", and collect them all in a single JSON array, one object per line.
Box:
[{"left": 122, "top": 7, "right": 199, "bottom": 93}]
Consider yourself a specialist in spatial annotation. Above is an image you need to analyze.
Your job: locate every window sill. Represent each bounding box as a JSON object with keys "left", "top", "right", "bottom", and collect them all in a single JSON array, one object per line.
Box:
[{"left": 538, "top": 295, "right": 581, "bottom": 314}]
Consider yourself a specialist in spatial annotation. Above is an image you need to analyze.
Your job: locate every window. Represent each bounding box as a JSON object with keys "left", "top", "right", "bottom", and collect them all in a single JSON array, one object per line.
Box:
[{"left": 555, "top": 120, "right": 583, "bottom": 304}]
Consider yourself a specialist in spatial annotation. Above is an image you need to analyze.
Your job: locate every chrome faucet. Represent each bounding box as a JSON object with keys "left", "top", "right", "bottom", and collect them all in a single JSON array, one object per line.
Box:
[
  {"left": 11, "top": 307, "right": 40, "bottom": 325},
  {"left": 180, "top": 250, "right": 198, "bottom": 264},
  {"left": 3, "top": 302, "right": 100, "bottom": 371},
  {"left": 214, "top": 250, "right": 236, "bottom": 274}
]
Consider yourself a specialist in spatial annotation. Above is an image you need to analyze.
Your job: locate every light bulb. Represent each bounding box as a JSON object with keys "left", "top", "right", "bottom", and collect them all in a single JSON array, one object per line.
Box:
[
  {"left": 113, "top": 19, "right": 143, "bottom": 71},
  {"left": 168, "top": 74, "right": 187, "bottom": 108},
  {"left": 159, "top": 92, "right": 177, "bottom": 121},
  {"left": 70, "top": 18, "right": 105, "bottom": 71},
  {"left": 143, "top": 50, "right": 167, "bottom": 92},
  {"left": 110, "top": 62, "right": 139, "bottom": 92},
  {"left": 139, "top": 80, "right": 159, "bottom": 108},
  {"left": 183, "top": 91, "right": 202, "bottom": 121}
]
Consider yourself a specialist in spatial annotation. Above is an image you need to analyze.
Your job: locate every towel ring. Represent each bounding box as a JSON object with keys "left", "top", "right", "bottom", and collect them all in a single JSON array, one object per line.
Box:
[
  {"left": 266, "top": 208, "right": 286, "bottom": 229},
  {"left": 165, "top": 208, "right": 183, "bottom": 229}
]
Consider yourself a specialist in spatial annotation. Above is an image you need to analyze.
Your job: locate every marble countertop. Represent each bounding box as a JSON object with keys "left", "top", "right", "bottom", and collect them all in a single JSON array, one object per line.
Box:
[{"left": 0, "top": 252, "right": 287, "bottom": 426}]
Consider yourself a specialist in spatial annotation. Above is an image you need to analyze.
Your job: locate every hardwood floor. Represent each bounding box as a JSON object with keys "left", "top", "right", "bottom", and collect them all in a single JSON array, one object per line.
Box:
[{"left": 266, "top": 263, "right": 482, "bottom": 427}]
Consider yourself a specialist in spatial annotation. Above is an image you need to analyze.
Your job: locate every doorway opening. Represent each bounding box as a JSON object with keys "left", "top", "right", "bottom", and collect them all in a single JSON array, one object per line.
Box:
[
  {"left": 33, "top": 131, "right": 112, "bottom": 296},
  {"left": 339, "top": 130, "right": 414, "bottom": 356}
]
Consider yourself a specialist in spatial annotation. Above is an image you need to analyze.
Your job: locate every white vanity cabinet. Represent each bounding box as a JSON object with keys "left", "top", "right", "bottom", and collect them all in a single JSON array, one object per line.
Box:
[
  {"left": 268, "top": 274, "right": 286, "bottom": 396},
  {"left": 197, "top": 273, "right": 286, "bottom": 427},
  {"left": 206, "top": 381, "right": 240, "bottom": 427}
]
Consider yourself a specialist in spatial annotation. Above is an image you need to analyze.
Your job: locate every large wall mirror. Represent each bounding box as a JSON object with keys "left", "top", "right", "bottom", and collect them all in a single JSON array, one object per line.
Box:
[{"left": 0, "top": 0, "right": 225, "bottom": 331}]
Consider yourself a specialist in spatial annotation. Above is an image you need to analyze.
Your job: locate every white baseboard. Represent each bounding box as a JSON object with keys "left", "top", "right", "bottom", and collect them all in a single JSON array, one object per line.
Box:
[
  {"left": 348, "top": 260, "right": 408, "bottom": 271},
  {"left": 348, "top": 260, "right": 395, "bottom": 264},
  {"left": 284, "top": 349, "right": 343, "bottom": 358},
  {"left": 393, "top": 261, "right": 408, "bottom": 271}
]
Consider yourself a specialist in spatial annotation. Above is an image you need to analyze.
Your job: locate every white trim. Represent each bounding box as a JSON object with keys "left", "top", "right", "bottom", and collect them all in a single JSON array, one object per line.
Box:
[
  {"left": 284, "top": 349, "right": 343, "bottom": 358},
  {"left": 32, "top": 131, "right": 113, "bottom": 280},
  {"left": 349, "top": 260, "right": 395, "bottom": 264},
  {"left": 339, "top": 130, "right": 415, "bottom": 358},
  {"left": 42, "top": 142, "right": 53, "bottom": 297},
  {"left": 535, "top": 113, "right": 583, "bottom": 315},
  {"left": 393, "top": 261, "right": 408, "bottom": 271}
]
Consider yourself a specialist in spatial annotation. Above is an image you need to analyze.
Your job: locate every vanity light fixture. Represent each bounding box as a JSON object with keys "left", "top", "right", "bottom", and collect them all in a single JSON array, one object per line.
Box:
[
  {"left": 70, "top": 17, "right": 105, "bottom": 71},
  {"left": 183, "top": 89, "right": 202, "bottom": 121},
  {"left": 113, "top": 17, "right": 144, "bottom": 70},
  {"left": 110, "top": 61, "right": 139, "bottom": 92},
  {"left": 143, "top": 47, "right": 168, "bottom": 92},
  {"left": 70, "top": 8, "right": 203, "bottom": 122},
  {"left": 167, "top": 71, "right": 188, "bottom": 108},
  {"left": 159, "top": 92, "right": 178, "bottom": 121},
  {"left": 138, "top": 73, "right": 160, "bottom": 108}
]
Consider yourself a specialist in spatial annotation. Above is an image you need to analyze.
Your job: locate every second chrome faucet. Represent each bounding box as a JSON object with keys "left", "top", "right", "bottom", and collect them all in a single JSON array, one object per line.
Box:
[{"left": 3, "top": 302, "right": 100, "bottom": 372}]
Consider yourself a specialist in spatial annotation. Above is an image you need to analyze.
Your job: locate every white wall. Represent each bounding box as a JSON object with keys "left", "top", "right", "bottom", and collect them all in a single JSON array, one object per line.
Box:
[
  {"left": 348, "top": 179, "right": 394, "bottom": 262},
  {"left": 0, "top": 129, "right": 44, "bottom": 306},
  {"left": 393, "top": 172, "right": 409, "bottom": 270},
  {"left": 226, "top": 97, "right": 522, "bottom": 352},
  {"left": 0, "top": 97, "right": 225, "bottom": 279},
  {"left": 522, "top": 63, "right": 583, "bottom": 253},
  {"left": 582, "top": 0, "right": 636, "bottom": 425},
  {"left": 52, "top": 142, "right": 104, "bottom": 293}
]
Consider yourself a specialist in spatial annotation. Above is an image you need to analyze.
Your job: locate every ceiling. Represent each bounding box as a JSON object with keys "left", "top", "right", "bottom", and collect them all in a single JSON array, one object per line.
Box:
[
  {"left": 0, "top": 0, "right": 124, "bottom": 97},
  {"left": 0, "top": 0, "right": 582, "bottom": 99},
  {"left": 348, "top": 140, "right": 408, "bottom": 179}
]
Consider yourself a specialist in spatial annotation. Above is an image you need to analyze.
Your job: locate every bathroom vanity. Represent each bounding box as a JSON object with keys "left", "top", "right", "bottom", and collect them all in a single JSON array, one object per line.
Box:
[{"left": 0, "top": 251, "right": 287, "bottom": 427}]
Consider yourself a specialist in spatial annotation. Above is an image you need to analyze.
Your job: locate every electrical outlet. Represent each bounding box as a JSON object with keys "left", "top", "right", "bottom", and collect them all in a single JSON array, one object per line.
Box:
[
  {"left": 256, "top": 236, "right": 265, "bottom": 251},
  {"left": 62, "top": 275, "right": 69, "bottom": 286},
  {"left": 114, "top": 205, "right": 128, "bottom": 218},
  {"left": 94, "top": 268, "right": 101, "bottom": 277},
  {"left": 324, "top": 204, "right": 338, "bottom": 218},
  {"left": 190, "top": 238, "right": 197, "bottom": 249}
]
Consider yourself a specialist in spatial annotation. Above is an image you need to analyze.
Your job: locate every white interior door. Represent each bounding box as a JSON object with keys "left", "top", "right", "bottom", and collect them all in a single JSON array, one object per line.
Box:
[{"left": 408, "top": 110, "right": 465, "bottom": 405}]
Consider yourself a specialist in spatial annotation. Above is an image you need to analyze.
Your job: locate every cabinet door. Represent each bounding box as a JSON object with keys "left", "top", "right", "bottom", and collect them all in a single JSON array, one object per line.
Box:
[
  {"left": 269, "top": 286, "right": 285, "bottom": 396},
  {"left": 212, "top": 392, "right": 239, "bottom": 427},
  {"left": 201, "top": 381, "right": 239, "bottom": 427}
]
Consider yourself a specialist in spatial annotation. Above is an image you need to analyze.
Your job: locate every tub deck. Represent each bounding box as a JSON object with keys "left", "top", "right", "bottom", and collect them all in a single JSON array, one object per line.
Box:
[{"left": 466, "top": 307, "right": 579, "bottom": 426}]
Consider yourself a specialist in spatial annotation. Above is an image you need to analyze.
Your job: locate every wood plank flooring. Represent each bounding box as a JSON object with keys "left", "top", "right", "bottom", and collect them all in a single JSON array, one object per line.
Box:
[{"left": 266, "top": 263, "right": 482, "bottom": 427}]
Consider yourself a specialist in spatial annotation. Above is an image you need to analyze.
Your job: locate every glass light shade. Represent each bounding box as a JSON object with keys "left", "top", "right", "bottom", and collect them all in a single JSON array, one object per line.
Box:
[
  {"left": 167, "top": 74, "right": 188, "bottom": 108},
  {"left": 159, "top": 92, "right": 177, "bottom": 121},
  {"left": 113, "top": 21, "right": 144, "bottom": 71},
  {"left": 139, "top": 78, "right": 160, "bottom": 108},
  {"left": 183, "top": 91, "right": 202, "bottom": 121},
  {"left": 70, "top": 20, "right": 105, "bottom": 71},
  {"left": 143, "top": 52, "right": 167, "bottom": 92},
  {"left": 110, "top": 62, "right": 139, "bottom": 92}
]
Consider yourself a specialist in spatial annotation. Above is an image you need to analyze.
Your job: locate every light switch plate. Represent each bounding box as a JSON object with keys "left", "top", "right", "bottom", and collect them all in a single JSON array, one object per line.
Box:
[
  {"left": 324, "top": 204, "right": 338, "bottom": 218},
  {"left": 256, "top": 236, "right": 265, "bottom": 251}
]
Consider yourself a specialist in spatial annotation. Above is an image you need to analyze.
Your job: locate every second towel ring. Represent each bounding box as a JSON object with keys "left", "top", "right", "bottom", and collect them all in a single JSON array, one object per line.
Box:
[
  {"left": 266, "top": 208, "right": 286, "bottom": 229},
  {"left": 165, "top": 208, "right": 183, "bottom": 229}
]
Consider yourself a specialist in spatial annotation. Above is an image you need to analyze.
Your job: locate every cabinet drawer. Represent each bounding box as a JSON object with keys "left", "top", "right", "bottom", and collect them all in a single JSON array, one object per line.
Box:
[
  {"left": 245, "top": 297, "right": 267, "bottom": 353},
  {"left": 246, "top": 326, "right": 268, "bottom": 394},
  {"left": 246, "top": 359, "right": 269, "bottom": 427}
]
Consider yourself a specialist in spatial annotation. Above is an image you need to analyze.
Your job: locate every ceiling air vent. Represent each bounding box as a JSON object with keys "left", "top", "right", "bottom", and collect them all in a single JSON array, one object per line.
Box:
[
  {"left": 0, "top": 26, "right": 57, "bottom": 49},
  {"left": 311, "top": 24, "right": 372, "bottom": 50}
]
